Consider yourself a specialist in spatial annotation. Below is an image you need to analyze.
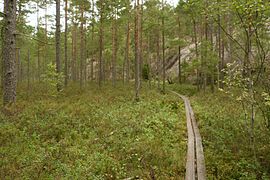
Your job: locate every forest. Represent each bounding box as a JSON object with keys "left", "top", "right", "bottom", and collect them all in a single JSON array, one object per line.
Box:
[{"left": 0, "top": 0, "right": 270, "bottom": 179}]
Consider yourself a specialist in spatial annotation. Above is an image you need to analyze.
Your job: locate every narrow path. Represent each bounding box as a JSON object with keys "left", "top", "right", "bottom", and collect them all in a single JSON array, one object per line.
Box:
[{"left": 170, "top": 91, "right": 206, "bottom": 180}]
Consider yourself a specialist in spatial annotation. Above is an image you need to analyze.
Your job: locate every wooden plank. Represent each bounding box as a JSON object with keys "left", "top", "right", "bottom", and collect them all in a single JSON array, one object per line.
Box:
[
  {"left": 169, "top": 90, "right": 206, "bottom": 180},
  {"left": 183, "top": 97, "right": 196, "bottom": 180},
  {"left": 188, "top": 99, "right": 206, "bottom": 180}
]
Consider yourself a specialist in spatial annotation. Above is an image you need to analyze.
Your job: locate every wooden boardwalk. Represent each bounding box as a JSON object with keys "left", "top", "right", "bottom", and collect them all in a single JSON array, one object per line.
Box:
[{"left": 170, "top": 91, "right": 206, "bottom": 180}]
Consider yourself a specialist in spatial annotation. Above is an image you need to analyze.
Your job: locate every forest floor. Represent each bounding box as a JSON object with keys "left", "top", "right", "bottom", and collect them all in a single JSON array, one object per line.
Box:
[
  {"left": 1, "top": 82, "right": 269, "bottom": 179},
  {"left": 1, "top": 83, "right": 187, "bottom": 179}
]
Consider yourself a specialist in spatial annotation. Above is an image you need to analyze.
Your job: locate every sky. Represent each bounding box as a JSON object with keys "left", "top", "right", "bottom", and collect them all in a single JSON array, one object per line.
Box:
[{"left": 0, "top": 0, "right": 179, "bottom": 30}]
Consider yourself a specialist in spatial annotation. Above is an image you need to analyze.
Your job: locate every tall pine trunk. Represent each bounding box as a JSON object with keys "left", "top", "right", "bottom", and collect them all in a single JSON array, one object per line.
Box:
[
  {"left": 80, "top": 8, "right": 84, "bottom": 89},
  {"left": 3, "top": 0, "right": 17, "bottom": 105},
  {"left": 55, "top": 0, "right": 61, "bottom": 91},
  {"left": 162, "top": 0, "right": 165, "bottom": 93},
  {"left": 99, "top": 0, "right": 104, "bottom": 87},
  {"left": 90, "top": 0, "right": 95, "bottom": 81},
  {"left": 156, "top": 23, "right": 160, "bottom": 90},
  {"left": 112, "top": 13, "right": 117, "bottom": 87},
  {"left": 177, "top": 15, "right": 181, "bottom": 84},
  {"left": 124, "top": 21, "right": 130, "bottom": 83},
  {"left": 64, "top": 0, "right": 68, "bottom": 86},
  {"left": 134, "top": 0, "right": 140, "bottom": 101},
  {"left": 37, "top": 3, "right": 40, "bottom": 82},
  {"left": 72, "top": 22, "right": 77, "bottom": 81}
]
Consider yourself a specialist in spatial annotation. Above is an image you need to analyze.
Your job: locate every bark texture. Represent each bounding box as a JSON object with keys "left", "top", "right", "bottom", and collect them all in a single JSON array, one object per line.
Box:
[
  {"left": 55, "top": 0, "right": 61, "bottom": 91},
  {"left": 3, "top": 0, "right": 17, "bottom": 105}
]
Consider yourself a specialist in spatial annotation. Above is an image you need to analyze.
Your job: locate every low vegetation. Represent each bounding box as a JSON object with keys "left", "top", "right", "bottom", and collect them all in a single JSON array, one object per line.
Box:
[
  {"left": 171, "top": 84, "right": 270, "bottom": 179},
  {"left": 1, "top": 83, "right": 186, "bottom": 179}
]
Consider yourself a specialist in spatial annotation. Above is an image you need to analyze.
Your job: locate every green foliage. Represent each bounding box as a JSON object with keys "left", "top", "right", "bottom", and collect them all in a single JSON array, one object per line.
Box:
[
  {"left": 169, "top": 84, "right": 197, "bottom": 97},
  {"left": 0, "top": 84, "right": 186, "bottom": 179},
  {"left": 262, "top": 92, "right": 270, "bottom": 107},
  {"left": 41, "top": 63, "right": 64, "bottom": 91},
  {"left": 142, "top": 64, "right": 150, "bottom": 80},
  {"left": 190, "top": 90, "right": 270, "bottom": 179}
]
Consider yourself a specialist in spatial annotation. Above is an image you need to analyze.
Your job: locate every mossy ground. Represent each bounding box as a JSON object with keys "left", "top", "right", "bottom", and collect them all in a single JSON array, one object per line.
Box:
[{"left": 1, "top": 83, "right": 187, "bottom": 179}]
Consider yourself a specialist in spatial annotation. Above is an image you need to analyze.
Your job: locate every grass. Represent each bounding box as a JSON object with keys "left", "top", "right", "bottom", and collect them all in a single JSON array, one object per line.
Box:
[{"left": 0, "top": 83, "right": 187, "bottom": 179}]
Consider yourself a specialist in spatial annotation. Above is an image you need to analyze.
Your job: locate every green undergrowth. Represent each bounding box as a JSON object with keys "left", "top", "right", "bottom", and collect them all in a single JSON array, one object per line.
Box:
[
  {"left": 170, "top": 84, "right": 270, "bottom": 179},
  {"left": 0, "top": 83, "right": 186, "bottom": 179}
]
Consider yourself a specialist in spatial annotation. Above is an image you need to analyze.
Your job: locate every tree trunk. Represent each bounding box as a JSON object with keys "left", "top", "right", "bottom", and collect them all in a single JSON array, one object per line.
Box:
[
  {"left": 17, "top": 48, "right": 21, "bottom": 83},
  {"left": 90, "top": 0, "right": 95, "bottom": 81},
  {"left": 177, "top": 16, "right": 182, "bottom": 84},
  {"left": 27, "top": 49, "right": 30, "bottom": 94},
  {"left": 72, "top": 22, "right": 77, "bottom": 81},
  {"left": 44, "top": 0, "right": 48, "bottom": 67},
  {"left": 203, "top": 11, "right": 208, "bottom": 92},
  {"left": 139, "top": 0, "right": 143, "bottom": 82},
  {"left": 147, "top": 34, "right": 151, "bottom": 88},
  {"left": 3, "top": 0, "right": 17, "bottom": 105},
  {"left": 64, "top": 0, "right": 68, "bottom": 86},
  {"left": 210, "top": 23, "right": 215, "bottom": 93},
  {"left": 99, "top": 0, "right": 104, "bottom": 87},
  {"left": 37, "top": 46, "right": 40, "bottom": 82},
  {"left": 217, "top": 6, "right": 224, "bottom": 89},
  {"left": 162, "top": 0, "right": 165, "bottom": 94},
  {"left": 193, "top": 18, "right": 200, "bottom": 91},
  {"left": 37, "top": 3, "right": 40, "bottom": 82},
  {"left": 135, "top": 0, "right": 140, "bottom": 101},
  {"left": 80, "top": 8, "right": 84, "bottom": 89},
  {"left": 123, "top": 19, "right": 130, "bottom": 83},
  {"left": 124, "top": 21, "right": 130, "bottom": 83},
  {"left": 156, "top": 23, "right": 160, "bottom": 90},
  {"left": 55, "top": 0, "right": 61, "bottom": 91},
  {"left": 112, "top": 13, "right": 117, "bottom": 87}
]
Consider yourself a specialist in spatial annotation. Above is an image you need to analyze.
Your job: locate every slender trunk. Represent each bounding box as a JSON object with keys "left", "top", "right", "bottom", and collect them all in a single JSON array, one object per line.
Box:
[
  {"left": 56, "top": 0, "right": 61, "bottom": 91},
  {"left": 99, "top": 0, "right": 104, "bottom": 87},
  {"left": 27, "top": 49, "right": 30, "bottom": 93},
  {"left": 85, "top": 45, "right": 87, "bottom": 82},
  {"left": 112, "top": 13, "right": 116, "bottom": 87},
  {"left": 80, "top": 8, "right": 84, "bottom": 89},
  {"left": 178, "top": 46, "right": 181, "bottom": 84},
  {"left": 147, "top": 34, "right": 151, "bottom": 88},
  {"left": 221, "top": 38, "right": 225, "bottom": 88},
  {"left": 157, "top": 24, "right": 160, "bottom": 90},
  {"left": 71, "top": 23, "right": 75, "bottom": 81},
  {"left": 124, "top": 21, "right": 130, "bottom": 83},
  {"left": 37, "top": 3, "right": 40, "bottom": 82},
  {"left": 64, "top": 0, "right": 68, "bottom": 86},
  {"left": 139, "top": 0, "right": 143, "bottom": 82},
  {"left": 228, "top": 12, "right": 233, "bottom": 63},
  {"left": 38, "top": 46, "right": 40, "bottom": 82},
  {"left": 193, "top": 18, "right": 199, "bottom": 91},
  {"left": 17, "top": 49, "right": 21, "bottom": 82},
  {"left": 203, "top": 12, "right": 208, "bottom": 92},
  {"left": 45, "top": 0, "right": 48, "bottom": 67},
  {"left": 210, "top": 23, "right": 215, "bottom": 93},
  {"left": 3, "top": 0, "right": 17, "bottom": 105},
  {"left": 246, "top": 25, "right": 256, "bottom": 160},
  {"left": 177, "top": 15, "right": 181, "bottom": 84},
  {"left": 91, "top": 0, "right": 95, "bottom": 81},
  {"left": 217, "top": 6, "right": 224, "bottom": 89},
  {"left": 162, "top": 0, "right": 165, "bottom": 94},
  {"left": 135, "top": 0, "right": 140, "bottom": 101},
  {"left": 84, "top": 24, "right": 87, "bottom": 82}
]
